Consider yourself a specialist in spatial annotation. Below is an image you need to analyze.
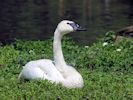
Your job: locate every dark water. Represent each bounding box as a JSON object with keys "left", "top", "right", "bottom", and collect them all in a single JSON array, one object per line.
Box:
[{"left": 0, "top": 0, "right": 133, "bottom": 45}]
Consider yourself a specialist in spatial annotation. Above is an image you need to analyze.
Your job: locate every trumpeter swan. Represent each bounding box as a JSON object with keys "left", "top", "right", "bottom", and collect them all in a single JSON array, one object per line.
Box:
[{"left": 18, "top": 20, "right": 86, "bottom": 88}]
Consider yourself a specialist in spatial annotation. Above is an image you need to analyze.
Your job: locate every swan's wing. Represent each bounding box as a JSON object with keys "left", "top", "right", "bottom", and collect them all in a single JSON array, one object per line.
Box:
[
  {"left": 23, "top": 59, "right": 56, "bottom": 76},
  {"left": 20, "top": 59, "right": 64, "bottom": 82}
]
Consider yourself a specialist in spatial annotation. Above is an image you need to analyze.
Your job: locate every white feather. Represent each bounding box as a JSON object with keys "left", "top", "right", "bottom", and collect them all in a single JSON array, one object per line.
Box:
[{"left": 19, "top": 20, "right": 84, "bottom": 88}]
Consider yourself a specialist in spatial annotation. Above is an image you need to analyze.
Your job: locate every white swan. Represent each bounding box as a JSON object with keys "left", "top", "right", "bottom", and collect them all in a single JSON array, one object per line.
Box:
[{"left": 18, "top": 20, "right": 86, "bottom": 88}]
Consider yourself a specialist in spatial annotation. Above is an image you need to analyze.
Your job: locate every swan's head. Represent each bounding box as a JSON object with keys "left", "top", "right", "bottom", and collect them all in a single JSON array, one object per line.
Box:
[{"left": 56, "top": 20, "right": 86, "bottom": 35}]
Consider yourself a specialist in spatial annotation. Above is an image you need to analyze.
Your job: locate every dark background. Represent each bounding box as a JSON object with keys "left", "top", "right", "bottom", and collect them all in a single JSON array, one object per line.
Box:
[{"left": 0, "top": 0, "right": 133, "bottom": 45}]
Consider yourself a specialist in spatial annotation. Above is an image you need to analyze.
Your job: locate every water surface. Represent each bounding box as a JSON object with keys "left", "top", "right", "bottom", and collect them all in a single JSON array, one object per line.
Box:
[{"left": 0, "top": 0, "right": 133, "bottom": 45}]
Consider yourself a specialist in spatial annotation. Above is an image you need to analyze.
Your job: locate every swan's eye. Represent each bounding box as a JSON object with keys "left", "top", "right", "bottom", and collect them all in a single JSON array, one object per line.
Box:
[{"left": 67, "top": 22, "right": 75, "bottom": 25}]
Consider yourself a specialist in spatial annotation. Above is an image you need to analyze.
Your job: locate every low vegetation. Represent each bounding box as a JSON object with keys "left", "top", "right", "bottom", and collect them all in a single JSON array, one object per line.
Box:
[{"left": 0, "top": 32, "right": 133, "bottom": 99}]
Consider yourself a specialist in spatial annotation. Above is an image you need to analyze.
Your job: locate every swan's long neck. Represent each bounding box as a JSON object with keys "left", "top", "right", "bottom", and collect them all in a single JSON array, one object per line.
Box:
[{"left": 53, "top": 29, "right": 66, "bottom": 67}]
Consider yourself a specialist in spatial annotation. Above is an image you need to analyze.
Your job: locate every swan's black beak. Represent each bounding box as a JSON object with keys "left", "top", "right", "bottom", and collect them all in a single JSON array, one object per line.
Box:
[
  {"left": 68, "top": 22, "right": 87, "bottom": 31},
  {"left": 76, "top": 26, "right": 87, "bottom": 31}
]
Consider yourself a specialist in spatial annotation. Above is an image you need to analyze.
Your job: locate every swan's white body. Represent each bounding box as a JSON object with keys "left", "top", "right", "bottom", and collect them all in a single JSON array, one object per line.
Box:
[{"left": 19, "top": 20, "right": 84, "bottom": 88}]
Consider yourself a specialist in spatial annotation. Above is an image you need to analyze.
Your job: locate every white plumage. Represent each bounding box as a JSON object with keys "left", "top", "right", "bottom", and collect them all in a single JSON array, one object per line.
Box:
[{"left": 19, "top": 20, "right": 85, "bottom": 88}]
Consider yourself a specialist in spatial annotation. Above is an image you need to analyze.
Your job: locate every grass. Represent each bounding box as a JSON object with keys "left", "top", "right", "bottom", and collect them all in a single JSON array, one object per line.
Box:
[
  {"left": 0, "top": 33, "right": 133, "bottom": 99},
  {"left": 1, "top": 69, "right": 133, "bottom": 99}
]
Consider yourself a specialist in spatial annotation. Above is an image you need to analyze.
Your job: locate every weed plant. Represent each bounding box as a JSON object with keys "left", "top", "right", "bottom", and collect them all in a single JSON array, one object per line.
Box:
[{"left": 0, "top": 32, "right": 133, "bottom": 99}]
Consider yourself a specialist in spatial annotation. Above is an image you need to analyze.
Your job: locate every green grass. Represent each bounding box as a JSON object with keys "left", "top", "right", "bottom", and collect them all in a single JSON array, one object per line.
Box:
[
  {"left": 1, "top": 69, "right": 133, "bottom": 99},
  {"left": 0, "top": 34, "right": 133, "bottom": 99}
]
